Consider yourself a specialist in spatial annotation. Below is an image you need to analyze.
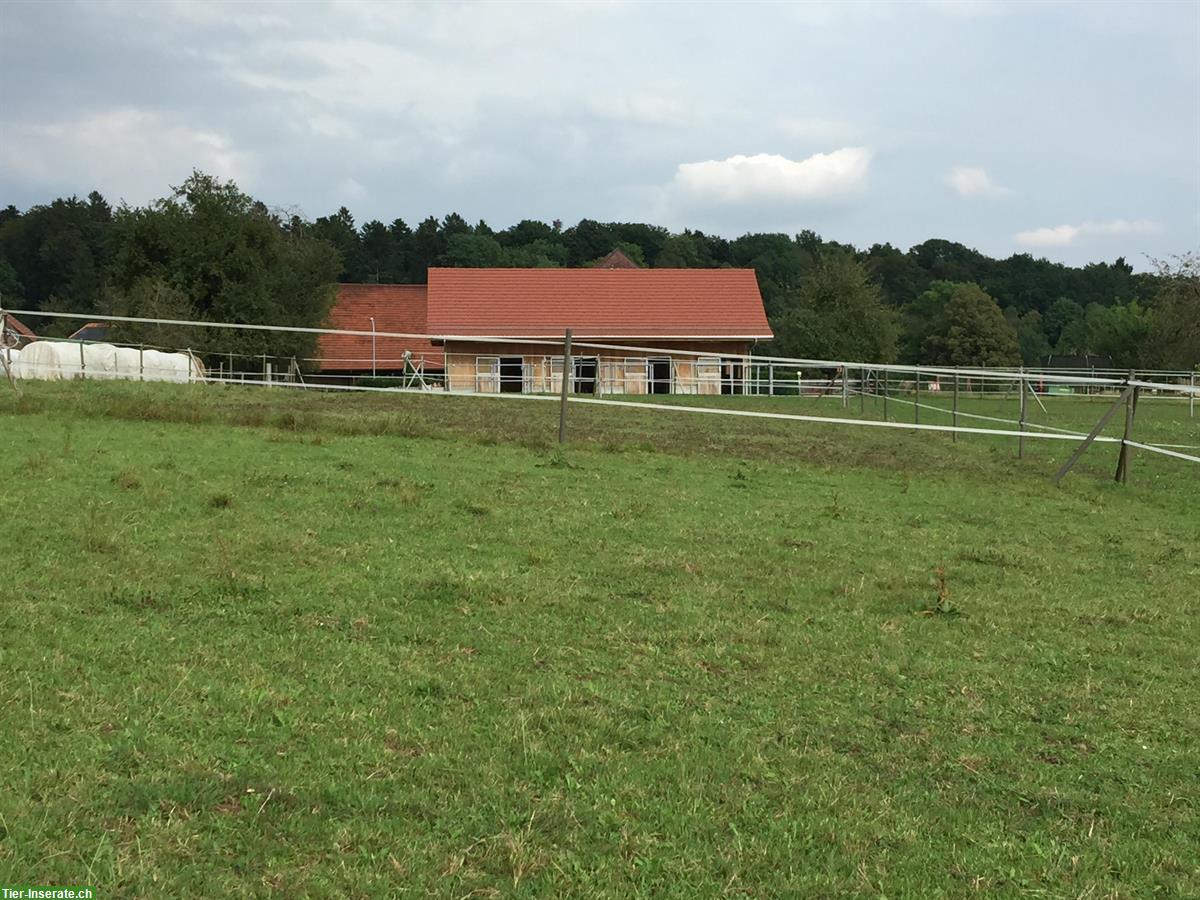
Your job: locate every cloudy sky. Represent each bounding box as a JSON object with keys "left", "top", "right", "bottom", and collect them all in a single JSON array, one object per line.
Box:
[{"left": 2, "top": 0, "right": 1197, "bottom": 266}]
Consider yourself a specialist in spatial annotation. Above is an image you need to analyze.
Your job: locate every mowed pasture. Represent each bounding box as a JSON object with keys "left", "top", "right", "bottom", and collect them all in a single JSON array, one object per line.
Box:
[{"left": 1, "top": 381, "right": 1197, "bottom": 898}]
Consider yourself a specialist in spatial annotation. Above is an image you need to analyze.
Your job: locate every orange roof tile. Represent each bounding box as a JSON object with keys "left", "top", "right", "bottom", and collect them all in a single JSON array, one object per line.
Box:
[
  {"left": 425, "top": 268, "right": 772, "bottom": 339},
  {"left": 318, "top": 284, "right": 443, "bottom": 372}
]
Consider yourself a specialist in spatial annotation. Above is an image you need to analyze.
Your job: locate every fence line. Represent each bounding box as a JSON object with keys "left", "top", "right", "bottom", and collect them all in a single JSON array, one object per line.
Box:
[
  {"left": 6, "top": 307, "right": 1197, "bottom": 481},
  {"left": 11, "top": 307, "right": 1198, "bottom": 391}
]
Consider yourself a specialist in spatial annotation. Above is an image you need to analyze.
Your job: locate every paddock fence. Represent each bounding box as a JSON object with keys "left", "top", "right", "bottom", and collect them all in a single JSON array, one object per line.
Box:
[{"left": 3, "top": 307, "right": 1197, "bottom": 484}]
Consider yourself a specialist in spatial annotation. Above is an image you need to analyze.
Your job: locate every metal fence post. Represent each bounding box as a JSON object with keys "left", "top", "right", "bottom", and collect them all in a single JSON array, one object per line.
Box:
[
  {"left": 914, "top": 370, "right": 920, "bottom": 425},
  {"left": 952, "top": 367, "right": 959, "bottom": 443},
  {"left": 1018, "top": 368, "right": 1027, "bottom": 459},
  {"left": 558, "top": 328, "right": 572, "bottom": 444},
  {"left": 841, "top": 367, "right": 848, "bottom": 409}
]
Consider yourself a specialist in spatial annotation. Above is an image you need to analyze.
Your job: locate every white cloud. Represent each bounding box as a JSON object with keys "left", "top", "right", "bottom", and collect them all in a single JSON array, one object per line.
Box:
[
  {"left": 945, "top": 165, "right": 1009, "bottom": 197},
  {"left": 673, "top": 148, "right": 871, "bottom": 205},
  {"left": 0, "top": 108, "right": 253, "bottom": 204},
  {"left": 1015, "top": 219, "right": 1163, "bottom": 247}
]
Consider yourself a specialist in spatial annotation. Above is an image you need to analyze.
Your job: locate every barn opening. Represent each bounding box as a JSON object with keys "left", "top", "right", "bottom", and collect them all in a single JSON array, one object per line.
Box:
[
  {"left": 574, "top": 357, "right": 598, "bottom": 394},
  {"left": 499, "top": 356, "right": 523, "bottom": 393},
  {"left": 721, "top": 359, "right": 744, "bottom": 395},
  {"left": 648, "top": 358, "right": 672, "bottom": 394}
]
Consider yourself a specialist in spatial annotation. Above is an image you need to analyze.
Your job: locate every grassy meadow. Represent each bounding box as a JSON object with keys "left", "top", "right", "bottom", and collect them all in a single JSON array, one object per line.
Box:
[{"left": 1, "top": 381, "right": 1197, "bottom": 897}]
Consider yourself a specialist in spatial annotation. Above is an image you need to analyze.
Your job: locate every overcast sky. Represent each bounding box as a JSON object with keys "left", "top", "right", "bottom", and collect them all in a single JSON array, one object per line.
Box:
[{"left": 2, "top": 0, "right": 1197, "bottom": 267}]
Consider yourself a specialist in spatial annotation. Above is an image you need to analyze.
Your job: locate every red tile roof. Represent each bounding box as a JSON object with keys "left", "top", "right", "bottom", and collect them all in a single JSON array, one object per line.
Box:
[
  {"left": 318, "top": 284, "right": 443, "bottom": 372},
  {"left": 425, "top": 267, "right": 772, "bottom": 339}
]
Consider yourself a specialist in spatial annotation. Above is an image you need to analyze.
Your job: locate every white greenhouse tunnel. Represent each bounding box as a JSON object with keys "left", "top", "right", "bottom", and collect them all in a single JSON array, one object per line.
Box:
[{"left": 4, "top": 341, "right": 204, "bottom": 383}]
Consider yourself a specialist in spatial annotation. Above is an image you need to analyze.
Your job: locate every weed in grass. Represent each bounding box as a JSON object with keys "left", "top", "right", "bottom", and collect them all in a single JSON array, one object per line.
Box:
[
  {"left": 209, "top": 492, "right": 233, "bottom": 509},
  {"left": 81, "top": 501, "right": 119, "bottom": 554},
  {"left": 22, "top": 451, "right": 51, "bottom": 473},
  {"left": 106, "top": 586, "right": 167, "bottom": 612},
  {"left": 826, "top": 491, "right": 845, "bottom": 518},
  {"left": 113, "top": 469, "right": 142, "bottom": 491},
  {"left": 920, "top": 565, "right": 964, "bottom": 617},
  {"left": 956, "top": 548, "right": 1012, "bottom": 568}
]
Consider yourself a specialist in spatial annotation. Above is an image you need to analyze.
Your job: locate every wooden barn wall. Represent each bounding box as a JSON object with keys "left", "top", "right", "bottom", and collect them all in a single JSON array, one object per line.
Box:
[{"left": 443, "top": 340, "right": 752, "bottom": 394}]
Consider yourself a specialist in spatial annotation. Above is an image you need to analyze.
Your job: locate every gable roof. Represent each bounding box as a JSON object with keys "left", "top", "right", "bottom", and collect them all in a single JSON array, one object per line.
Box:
[
  {"left": 425, "top": 267, "right": 772, "bottom": 339},
  {"left": 318, "top": 284, "right": 443, "bottom": 372},
  {"left": 68, "top": 322, "right": 110, "bottom": 342},
  {"left": 594, "top": 248, "right": 640, "bottom": 269}
]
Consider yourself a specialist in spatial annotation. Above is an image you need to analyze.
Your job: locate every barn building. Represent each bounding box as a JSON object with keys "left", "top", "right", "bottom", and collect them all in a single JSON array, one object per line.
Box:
[{"left": 317, "top": 266, "right": 772, "bottom": 395}]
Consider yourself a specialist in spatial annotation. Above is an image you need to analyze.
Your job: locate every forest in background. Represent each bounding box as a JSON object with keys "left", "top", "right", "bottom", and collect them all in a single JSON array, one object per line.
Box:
[{"left": 1, "top": 173, "right": 1196, "bottom": 369}]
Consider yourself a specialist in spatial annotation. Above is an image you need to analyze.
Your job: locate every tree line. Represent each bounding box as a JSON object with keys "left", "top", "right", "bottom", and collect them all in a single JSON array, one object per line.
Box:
[{"left": 1, "top": 172, "right": 1196, "bottom": 369}]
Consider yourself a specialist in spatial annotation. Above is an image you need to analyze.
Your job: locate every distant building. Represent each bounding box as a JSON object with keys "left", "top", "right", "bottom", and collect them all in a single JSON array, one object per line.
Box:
[
  {"left": 317, "top": 265, "right": 773, "bottom": 394},
  {"left": 68, "top": 322, "right": 112, "bottom": 343},
  {"left": 593, "top": 248, "right": 641, "bottom": 269},
  {"left": 1, "top": 313, "right": 36, "bottom": 349}
]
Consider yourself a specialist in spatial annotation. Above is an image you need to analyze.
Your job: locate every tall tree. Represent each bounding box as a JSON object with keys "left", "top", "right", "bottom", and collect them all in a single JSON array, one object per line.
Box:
[
  {"left": 769, "top": 253, "right": 898, "bottom": 362},
  {"left": 1147, "top": 253, "right": 1200, "bottom": 369},
  {"left": 1005, "top": 307, "right": 1052, "bottom": 365},
  {"left": 1044, "top": 297, "right": 1085, "bottom": 349},
  {"left": 919, "top": 281, "right": 1020, "bottom": 367},
  {"left": 107, "top": 171, "right": 341, "bottom": 361},
  {"left": 410, "top": 216, "right": 445, "bottom": 282},
  {"left": 311, "top": 207, "right": 364, "bottom": 282},
  {"left": 441, "top": 233, "right": 507, "bottom": 267}
]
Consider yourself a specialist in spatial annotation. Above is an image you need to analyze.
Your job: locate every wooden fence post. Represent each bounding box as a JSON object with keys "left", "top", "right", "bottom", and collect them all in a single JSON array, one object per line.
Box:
[
  {"left": 1114, "top": 372, "right": 1140, "bottom": 483},
  {"left": 859, "top": 366, "right": 865, "bottom": 415},
  {"left": 883, "top": 370, "right": 889, "bottom": 421},
  {"left": 1052, "top": 385, "right": 1134, "bottom": 484},
  {"left": 914, "top": 370, "right": 920, "bottom": 425},
  {"left": 841, "top": 367, "right": 848, "bottom": 409},
  {"left": 79, "top": 340, "right": 86, "bottom": 380},
  {"left": 558, "top": 328, "right": 573, "bottom": 444}
]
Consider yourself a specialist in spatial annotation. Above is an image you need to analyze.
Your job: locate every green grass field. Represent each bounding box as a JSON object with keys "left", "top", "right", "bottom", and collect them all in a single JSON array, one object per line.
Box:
[{"left": 1, "top": 382, "right": 1198, "bottom": 897}]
